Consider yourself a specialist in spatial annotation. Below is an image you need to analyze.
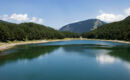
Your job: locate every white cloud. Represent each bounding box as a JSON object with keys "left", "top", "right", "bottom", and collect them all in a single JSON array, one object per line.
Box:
[
  {"left": 124, "top": 62, "right": 130, "bottom": 70},
  {"left": 96, "top": 8, "right": 130, "bottom": 22},
  {"left": 96, "top": 55, "right": 116, "bottom": 64},
  {"left": 0, "top": 13, "right": 43, "bottom": 24},
  {"left": 125, "top": 8, "right": 130, "bottom": 16},
  {"left": 38, "top": 18, "right": 43, "bottom": 24},
  {"left": 96, "top": 11, "right": 125, "bottom": 22},
  {"left": 0, "top": 14, "right": 9, "bottom": 21},
  {"left": 30, "top": 17, "right": 37, "bottom": 22},
  {"left": 10, "top": 13, "right": 29, "bottom": 22},
  {"left": 30, "top": 17, "right": 43, "bottom": 24}
]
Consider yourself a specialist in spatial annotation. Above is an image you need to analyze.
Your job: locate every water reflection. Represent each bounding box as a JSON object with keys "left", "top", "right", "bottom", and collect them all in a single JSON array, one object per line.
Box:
[
  {"left": 60, "top": 44, "right": 130, "bottom": 63},
  {"left": 0, "top": 40, "right": 130, "bottom": 80},
  {"left": 0, "top": 45, "right": 59, "bottom": 66},
  {"left": 61, "top": 45, "right": 111, "bottom": 58},
  {"left": 0, "top": 42, "right": 130, "bottom": 67},
  {"left": 124, "top": 62, "right": 130, "bottom": 70},
  {"left": 96, "top": 54, "right": 117, "bottom": 64}
]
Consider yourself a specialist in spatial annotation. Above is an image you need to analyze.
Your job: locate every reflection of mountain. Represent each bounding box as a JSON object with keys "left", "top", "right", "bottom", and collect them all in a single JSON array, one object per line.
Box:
[{"left": 0, "top": 45, "right": 59, "bottom": 66}]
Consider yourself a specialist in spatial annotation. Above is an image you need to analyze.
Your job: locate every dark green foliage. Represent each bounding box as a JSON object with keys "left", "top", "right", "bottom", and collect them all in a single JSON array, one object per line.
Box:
[
  {"left": 0, "top": 21, "right": 78, "bottom": 42},
  {"left": 82, "top": 16, "right": 130, "bottom": 41},
  {"left": 61, "top": 31, "right": 80, "bottom": 38},
  {"left": 0, "top": 21, "right": 80, "bottom": 42},
  {"left": 0, "top": 24, "right": 10, "bottom": 42},
  {"left": 19, "top": 23, "right": 64, "bottom": 40},
  {"left": 0, "top": 45, "right": 59, "bottom": 66}
]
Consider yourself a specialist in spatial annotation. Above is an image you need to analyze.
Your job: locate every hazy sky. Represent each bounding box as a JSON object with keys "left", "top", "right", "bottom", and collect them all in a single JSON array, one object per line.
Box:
[{"left": 0, "top": 0, "right": 130, "bottom": 29}]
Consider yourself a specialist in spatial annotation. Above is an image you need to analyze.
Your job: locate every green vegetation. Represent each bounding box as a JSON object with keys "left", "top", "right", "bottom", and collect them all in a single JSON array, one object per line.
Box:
[
  {"left": 82, "top": 16, "right": 130, "bottom": 41},
  {"left": 0, "top": 21, "right": 80, "bottom": 42},
  {"left": 2, "top": 16, "right": 130, "bottom": 42},
  {"left": 0, "top": 45, "right": 59, "bottom": 66},
  {"left": 61, "top": 31, "right": 80, "bottom": 38}
]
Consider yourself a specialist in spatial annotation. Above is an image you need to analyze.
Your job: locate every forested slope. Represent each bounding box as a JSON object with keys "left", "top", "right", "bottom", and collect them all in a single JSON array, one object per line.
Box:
[
  {"left": 82, "top": 16, "right": 130, "bottom": 41},
  {"left": 0, "top": 21, "right": 80, "bottom": 42}
]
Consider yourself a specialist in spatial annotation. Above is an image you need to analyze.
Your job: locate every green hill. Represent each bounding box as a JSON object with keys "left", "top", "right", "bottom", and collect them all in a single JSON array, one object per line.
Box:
[
  {"left": 82, "top": 16, "right": 130, "bottom": 41},
  {"left": 0, "top": 21, "right": 80, "bottom": 42}
]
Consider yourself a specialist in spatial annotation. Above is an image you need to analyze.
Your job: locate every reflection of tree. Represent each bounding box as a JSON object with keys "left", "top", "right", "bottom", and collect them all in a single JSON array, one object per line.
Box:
[
  {"left": 108, "top": 45, "right": 130, "bottom": 62},
  {"left": 0, "top": 44, "right": 130, "bottom": 67},
  {"left": 62, "top": 44, "right": 130, "bottom": 63},
  {"left": 0, "top": 44, "right": 109, "bottom": 66},
  {"left": 61, "top": 44, "right": 110, "bottom": 52},
  {"left": 61, "top": 44, "right": 111, "bottom": 57},
  {"left": 0, "top": 45, "right": 59, "bottom": 66},
  {"left": 92, "top": 45, "right": 130, "bottom": 63},
  {"left": 61, "top": 45, "right": 86, "bottom": 52}
]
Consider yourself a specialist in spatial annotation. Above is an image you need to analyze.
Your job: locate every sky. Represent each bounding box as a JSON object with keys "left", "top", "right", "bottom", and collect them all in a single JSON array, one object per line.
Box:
[{"left": 0, "top": 0, "right": 130, "bottom": 29}]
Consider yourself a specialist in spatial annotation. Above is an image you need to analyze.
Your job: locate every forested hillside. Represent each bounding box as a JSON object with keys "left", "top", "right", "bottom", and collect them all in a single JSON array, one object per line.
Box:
[
  {"left": 82, "top": 16, "right": 130, "bottom": 41},
  {"left": 61, "top": 31, "right": 80, "bottom": 38},
  {"left": 0, "top": 21, "right": 80, "bottom": 42}
]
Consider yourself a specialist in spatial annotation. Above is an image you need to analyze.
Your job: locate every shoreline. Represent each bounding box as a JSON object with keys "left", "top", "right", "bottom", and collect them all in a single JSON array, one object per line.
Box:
[
  {"left": 0, "top": 38, "right": 130, "bottom": 52},
  {"left": 86, "top": 39, "right": 130, "bottom": 44},
  {"left": 0, "top": 38, "right": 81, "bottom": 52}
]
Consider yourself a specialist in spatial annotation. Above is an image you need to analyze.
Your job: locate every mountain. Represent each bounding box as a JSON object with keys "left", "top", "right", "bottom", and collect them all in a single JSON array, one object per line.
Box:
[
  {"left": 0, "top": 20, "right": 9, "bottom": 23},
  {"left": 124, "top": 16, "right": 130, "bottom": 20},
  {"left": 59, "top": 19, "right": 106, "bottom": 33},
  {"left": 82, "top": 16, "right": 130, "bottom": 41}
]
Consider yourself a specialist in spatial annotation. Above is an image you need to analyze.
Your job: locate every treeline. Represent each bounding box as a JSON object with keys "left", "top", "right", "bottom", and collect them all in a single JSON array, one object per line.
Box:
[
  {"left": 61, "top": 31, "right": 80, "bottom": 38},
  {"left": 0, "top": 22, "right": 80, "bottom": 42},
  {"left": 82, "top": 16, "right": 130, "bottom": 41}
]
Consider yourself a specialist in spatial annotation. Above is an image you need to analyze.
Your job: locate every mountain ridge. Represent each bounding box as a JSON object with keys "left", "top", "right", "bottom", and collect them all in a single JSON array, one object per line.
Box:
[{"left": 59, "top": 19, "right": 106, "bottom": 33}]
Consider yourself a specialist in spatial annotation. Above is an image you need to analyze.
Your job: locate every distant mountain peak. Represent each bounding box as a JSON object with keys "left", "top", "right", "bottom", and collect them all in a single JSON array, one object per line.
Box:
[
  {"left": 0, "top": 20, "right": 5, "bottom": 22},
  {"left": 59, "top": 19, "right": 106, "bottom": 33},
  {"left": 0, "top": 20, "right": 9, "bottom": 23}
]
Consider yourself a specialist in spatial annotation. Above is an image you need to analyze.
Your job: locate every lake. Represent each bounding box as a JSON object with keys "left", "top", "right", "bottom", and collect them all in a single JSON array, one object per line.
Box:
[{"left": 0, "top": 40, "right": 130, "bottom": 80}]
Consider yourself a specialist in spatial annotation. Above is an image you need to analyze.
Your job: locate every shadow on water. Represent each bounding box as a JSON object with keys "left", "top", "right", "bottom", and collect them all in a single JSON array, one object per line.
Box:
[
  {"left": 108, "top": 45, "right": 130, "bottom": 62},
  {"left": 0, "top": 42, "right": 130, "bottom": 67},
  {"left": 0, "top": 45, "right": 59, "bottom": 66},
  {"left": 61, "top": 44, "right": 130, "bottom": 62}
]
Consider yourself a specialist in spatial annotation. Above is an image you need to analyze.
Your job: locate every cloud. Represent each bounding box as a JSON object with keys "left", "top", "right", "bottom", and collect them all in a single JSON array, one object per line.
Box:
[
  {"left": 0, "top": 13, "right": 43, "bottom": 24},
  {"left": 96, "top": 12, "right": 124, "bottom": 22},
  {"left": 96, "top": 11, "right": 125, "bottom": 22},
  {"left": 124, "top": 62, "right": 130, "bottom": 70},
  {"left": 125, "top": 8, "right": 130, "bottom": 16},
  {"left": 38, "top": 18, "right": 43, "bottom": 24},
  {"left": 0, "top": 14, "right": 9, "bottom": 21},
  {"left": 10, "top": 13, "right": 29, "bottom": 22},
  {"left": 96, "top": 55, "right": 116, "bottom": 64},
  {"left": 96, "top": 8, "right": 130, "bottom": 22}
]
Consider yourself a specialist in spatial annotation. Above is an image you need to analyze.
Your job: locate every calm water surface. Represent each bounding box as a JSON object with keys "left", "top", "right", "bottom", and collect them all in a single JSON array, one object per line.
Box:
[{"left": 0, "top": 40, "right": 130, "bottom": 80}]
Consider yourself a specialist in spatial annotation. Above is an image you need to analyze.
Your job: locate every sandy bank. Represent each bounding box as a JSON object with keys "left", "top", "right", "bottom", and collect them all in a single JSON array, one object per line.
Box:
[
  {"left": 86, "top": 39, "right": 130, "bottom": 44},
  {"left": 0, "top": 38, "right": 80, "bottom": 52}
]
